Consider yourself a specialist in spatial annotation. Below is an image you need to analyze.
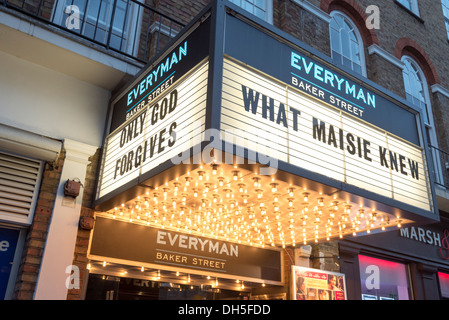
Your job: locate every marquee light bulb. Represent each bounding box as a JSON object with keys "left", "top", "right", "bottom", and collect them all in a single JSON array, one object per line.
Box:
[
  {"left": 253, "top": 177, "right": 260, "bottom": 187},
  {"left": 317, "top": 197, "right": 324, "bottom": 206},
  {"left": 303, "top": 192, "right": 309, "bottom": 203},
  {"left": 288, "top": 187, "right": 295, "bottom": 197}
]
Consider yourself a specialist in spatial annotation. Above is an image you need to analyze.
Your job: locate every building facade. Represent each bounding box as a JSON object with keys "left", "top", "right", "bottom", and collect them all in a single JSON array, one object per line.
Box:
[{"left": 1, "top": 0, "right": 449, "bottom": 300}]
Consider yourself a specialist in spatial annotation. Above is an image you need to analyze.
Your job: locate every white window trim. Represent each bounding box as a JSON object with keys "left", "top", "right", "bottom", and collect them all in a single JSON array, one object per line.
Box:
[
  {"left": 368, "top": 44, "right": 405, "bottom": 69},
  {"left": 329, "top": 11, "right": 367, "bottom": 77}
]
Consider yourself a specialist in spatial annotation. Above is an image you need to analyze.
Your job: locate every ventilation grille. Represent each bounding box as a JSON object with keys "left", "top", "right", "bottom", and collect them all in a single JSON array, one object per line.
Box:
[{"left": 0, "top": 152, "right": 42, "bottom": 223}]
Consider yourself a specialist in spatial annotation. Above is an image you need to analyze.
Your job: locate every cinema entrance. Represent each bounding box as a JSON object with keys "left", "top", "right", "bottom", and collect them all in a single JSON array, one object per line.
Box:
[
  {"left": 85, "top": 2, "right": 439, "bottom": 300},
  {"left": 83, "top": 267, "right": 286, "bottom": 300}
]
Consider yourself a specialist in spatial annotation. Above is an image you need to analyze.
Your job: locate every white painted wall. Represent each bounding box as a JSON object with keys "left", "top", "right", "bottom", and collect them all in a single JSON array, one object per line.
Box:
[{"left": 0, "top": 50, "right": 111, "bottom": 147}]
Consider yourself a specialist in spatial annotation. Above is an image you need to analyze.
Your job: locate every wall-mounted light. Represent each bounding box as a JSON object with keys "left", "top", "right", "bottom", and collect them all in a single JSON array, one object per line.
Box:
[{"left": 64, "top": 178, "right": 82, "bottom": 198}]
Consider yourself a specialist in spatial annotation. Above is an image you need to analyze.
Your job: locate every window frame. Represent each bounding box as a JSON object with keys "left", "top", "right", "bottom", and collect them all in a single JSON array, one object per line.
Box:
[
  {"left": 329, "top": 11, "right": 367, "bottom": 77},
  {"left": 228, "top": 0, "right": 273, "bottom": 24},
  {"left": 395, "top": 0, "right": 420, "bottom": 17}
]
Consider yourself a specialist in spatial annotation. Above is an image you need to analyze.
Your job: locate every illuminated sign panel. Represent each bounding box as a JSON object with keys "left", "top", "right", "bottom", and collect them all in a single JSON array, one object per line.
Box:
[
  {"left": 98, "top": 62, "right": 209, "bottom": 199},
  {"left": 224, "top": 14, "right": 420, "bottom": 145},
  {"left": 221, "top": 58, "right": 431, "bottom": 211},
  {"left": 109, "top": 18, "right": 211, "bottom": 132}
]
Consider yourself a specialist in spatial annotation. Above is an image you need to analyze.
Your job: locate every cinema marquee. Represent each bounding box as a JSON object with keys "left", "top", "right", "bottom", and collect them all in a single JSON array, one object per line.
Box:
[{"left": 90, "top": 0, "right": 439, "bottom": 290}]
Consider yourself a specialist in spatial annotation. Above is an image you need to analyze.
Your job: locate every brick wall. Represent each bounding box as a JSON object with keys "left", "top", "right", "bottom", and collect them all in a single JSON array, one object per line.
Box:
[
  {"left": 12, "top": 151, "right": 65, "bottom": 300},
  {"left": 66, "top": 149, "right": 101, "bottom": 300},
  {"left": 274, "top": 0, "right": 331, "bottom": 56}
]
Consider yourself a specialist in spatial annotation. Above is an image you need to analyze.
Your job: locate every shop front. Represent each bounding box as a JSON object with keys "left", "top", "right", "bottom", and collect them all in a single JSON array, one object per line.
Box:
[
  {"left": 85, "top": 1, "right": 439, "bottom": 300},
  {"left": 339, "top": 217, "right": 449, "bottom": 300}
]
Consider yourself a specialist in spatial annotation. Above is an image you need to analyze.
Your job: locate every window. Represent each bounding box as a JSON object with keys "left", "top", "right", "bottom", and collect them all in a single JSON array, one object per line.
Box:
[
  {"left": 358, "top": 255, "right": 411, "bottom": 300},
  {"left": 442, "top": 0, "right": 449, "bottom": 39},
  {"left": 438, "top": 272, "right": 449, "bottom": 299},
  {"left": 401, "top": 56, "right": 438, "bottom": 145},
  {"left": 229, "top": 0, "right": 273, "bottom": 23},
  {"left": 401, "top": 56, "right": 442, "bottom": 182},
  {"left": 402, "top": 57, "right": 430, "bottom": 124},
  {"left": 329, "top": 11, "right": 366, "bottom": 76},
  {"left": 53, "top": 0, "right": 143, "bottom": 56},
  {"left": 396, "top": 0, "right": 420, "bottom": 16}
]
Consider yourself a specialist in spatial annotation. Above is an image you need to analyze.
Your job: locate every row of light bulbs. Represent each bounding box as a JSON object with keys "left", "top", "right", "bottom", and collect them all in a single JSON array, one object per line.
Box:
[
  {"left": 105, "top": 164, "right": 404, "bottom": 248},
  {"left": 87, "top": 261, "right": 256, "bottom": 290}
]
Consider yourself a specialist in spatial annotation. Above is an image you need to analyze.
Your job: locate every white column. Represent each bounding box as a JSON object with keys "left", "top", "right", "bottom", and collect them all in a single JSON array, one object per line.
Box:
[{"left": 34, "top": 139, "right": 97, "bottom": 300}]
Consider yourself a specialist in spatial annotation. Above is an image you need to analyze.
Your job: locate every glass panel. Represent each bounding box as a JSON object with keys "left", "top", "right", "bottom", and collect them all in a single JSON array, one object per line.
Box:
[
  {"left": 332, "top": 51, "right": 342, "bottom": 65},
  {"left": 232, "top": 0, "right": 270, "bottom": 22},
  {"left": 439, "top": 272, "right": 449, "bottom": 299},
  {"left": 341, "top": 29, "right": 350, "bottom": 58},
  {"left": 330, "top": 28, "right": 341, "bottom": 54},
  {"left": 353, "top": 63, "right": 362, "bottom": 75},
  {"left": 351, "top": 40, "right": 361, "bottom": 64},
  {"left": 255, "top": 0, "right": 266, "bottom": 9},
  {"left": 254, "top": 7, "right": 265, "bottom": 20},
  {"left": 358, "top": 255, "right": 410, "bottom": 300},
  {"left": 397, "top": 0, "right": 412, "bottom": 10},
  {"left": 342, "top": 56, "right": 352, "bottom": 68},
  {"left": 243, "top": 0, "right": 255, "bottom": 13}
]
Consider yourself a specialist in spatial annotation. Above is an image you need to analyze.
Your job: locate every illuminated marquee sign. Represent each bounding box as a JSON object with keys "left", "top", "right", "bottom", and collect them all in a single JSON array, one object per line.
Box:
[
  {"left": 220, "top": 58, "right": 431, "bottom": 211},
  {"left": 97, "top": 19, "right": 211, "bottom": 200},
  {"left": 98, "top": 61, "right": 208, "bottom": 199}
]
